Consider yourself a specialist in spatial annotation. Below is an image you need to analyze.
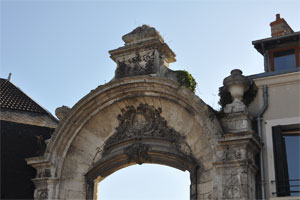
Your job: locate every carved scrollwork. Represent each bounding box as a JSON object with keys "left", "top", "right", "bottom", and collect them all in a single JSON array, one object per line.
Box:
[
  {"left": 222, "top": 146, "right": 241, "bottom": 161},
  {"left": 222, "top": 175, "right": 241, "bottom": 199},
  {"left": 44, "top": 169, "right": 51, "bottom": 177},
  {"left": 104, "top": 103, "right": 185, "bottom": 151},
  {"left": 124, "top": 143, "right": 151, "bottom": 164},
  {"left": 37, "top": 168, "right": 51, "bottom": 178},
  {"left": 115, "top": 52, "right": 155, "bottom": 79},
  {"left": 38, "top": 190, "right": 48, "bottom": 200}
]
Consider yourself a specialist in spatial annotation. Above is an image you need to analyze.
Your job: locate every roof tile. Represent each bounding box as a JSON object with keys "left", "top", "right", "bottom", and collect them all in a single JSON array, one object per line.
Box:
[{"left": 0, "top": 78, "right": 48, "bottom": 114}]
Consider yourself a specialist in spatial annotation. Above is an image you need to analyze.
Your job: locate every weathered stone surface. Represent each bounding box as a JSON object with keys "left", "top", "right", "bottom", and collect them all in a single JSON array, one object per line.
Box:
[
  {"left": 213, "top": 131, "right": 260, "bottom": 199},
  {"left": 223, "top": 69, "right": 250, "bottom": 114},
  {"left": 224, "top": 101, "right": 248, "bottom": 113},
  {"left": 214, "top": 70, "right": 260, "bottom": 199},
  {"left": 109, "top": 25, "right": 178, "bottom": 81},
  {"left": 221, "top": 112, "right": 253, "bottom": 133},
  {"left": 26, "top": 28, "right": 260, "bottom": 200},
  {"left": 27, "top": 76, "right": 229, "bottom": 199},
  {"left": 103, "top": 103, "right": 187, "bottom": 152},
  {"left": 223, "top": 69, "right": 250, "bottom": 94},
  {"left": 122, "top": 25, "right": 164, "bottom": 46},
  {"left": 55, "top": 105, "right": 71, "bottom": 120}
]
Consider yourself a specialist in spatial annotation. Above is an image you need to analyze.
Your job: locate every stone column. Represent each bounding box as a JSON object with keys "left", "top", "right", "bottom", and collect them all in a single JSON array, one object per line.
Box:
[
  {"left": 26, "top": 157, "right": 59, "bottom": 200},
  {"left": 214, "top": 69, "right": 261, "bottom": 199}
]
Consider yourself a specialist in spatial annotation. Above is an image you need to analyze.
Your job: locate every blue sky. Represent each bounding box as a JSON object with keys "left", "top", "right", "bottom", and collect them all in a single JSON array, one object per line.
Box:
[
  {"left": 99, "top": 164, "right": 190, "bottom": 200},
  {"left": 1, "top": 0, "right": 300, "bottom": 199}
]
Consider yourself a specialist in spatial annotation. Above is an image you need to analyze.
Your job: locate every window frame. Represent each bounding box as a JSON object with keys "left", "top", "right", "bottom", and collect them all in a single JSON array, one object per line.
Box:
[
  {"left": 272, "top": 125, "right": 300, "bottom": 197},
  {"left": 270, "top": 46, "right": 300, "bottom": 72}
]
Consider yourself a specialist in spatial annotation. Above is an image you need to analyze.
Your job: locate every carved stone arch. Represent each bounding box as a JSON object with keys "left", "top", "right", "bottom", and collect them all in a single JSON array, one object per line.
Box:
[
  {"left": 26, "top": 24, "right": 261, "bottom": 199},
  {"left": 85, "top": 103, "right": 202, "bottom": 199},
  {"left": 27, "top": 76, "right": 224, "bottom": 200}
]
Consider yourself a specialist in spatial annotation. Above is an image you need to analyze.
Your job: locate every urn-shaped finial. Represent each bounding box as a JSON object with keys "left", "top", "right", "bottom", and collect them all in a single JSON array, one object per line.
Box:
[{"left": 223, "top": 69, "right": 250, "bottom": 103}]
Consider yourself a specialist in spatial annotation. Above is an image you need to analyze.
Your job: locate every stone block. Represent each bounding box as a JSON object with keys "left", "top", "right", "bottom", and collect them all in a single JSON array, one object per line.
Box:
[
  {"left": 221, "top": 113, "right": 253, "bottom": 133},
  {"left": 198, "top": 181, "right": 213, "bottom": 194}
]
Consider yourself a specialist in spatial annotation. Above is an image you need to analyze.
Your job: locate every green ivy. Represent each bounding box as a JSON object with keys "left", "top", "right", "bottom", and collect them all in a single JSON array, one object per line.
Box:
[
  {"left": 218, "top": 82, "right": 258, "bottom": 109},
  {"left": 218, "top": 86, "right": 232, "bottom": 109},
  {"left": 176, "top": 70, "right": 197, "bottom": 93}
]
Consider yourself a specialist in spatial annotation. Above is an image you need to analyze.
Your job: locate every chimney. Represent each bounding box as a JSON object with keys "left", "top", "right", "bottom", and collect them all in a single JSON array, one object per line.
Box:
[{"left": 270, "top": 14, "right": 294, "bottom": 37}]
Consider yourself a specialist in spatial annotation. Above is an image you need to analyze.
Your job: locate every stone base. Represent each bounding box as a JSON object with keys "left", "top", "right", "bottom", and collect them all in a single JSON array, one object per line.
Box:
[
  {"left": 221, "top": 112, "right": 253, "bottom": 133},
  {"left": 224, "top": 101, "right": 247, "bottom": 114},
  {"left": 213, "top": 131, "right": 261, "bottom": 200}
]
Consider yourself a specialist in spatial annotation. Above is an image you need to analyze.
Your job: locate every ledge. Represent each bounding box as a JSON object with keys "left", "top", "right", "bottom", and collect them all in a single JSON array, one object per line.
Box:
[
  {"left": 270, "top": 196, "right": 300, "bottom": 200},
  {"left": 248, "top": 68, "right": 300, "bottom": 79}
]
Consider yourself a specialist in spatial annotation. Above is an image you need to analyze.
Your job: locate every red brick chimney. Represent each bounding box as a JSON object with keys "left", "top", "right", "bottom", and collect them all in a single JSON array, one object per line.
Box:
[{"left": 270, "top": 14, "right": 294, "bottom": 37}]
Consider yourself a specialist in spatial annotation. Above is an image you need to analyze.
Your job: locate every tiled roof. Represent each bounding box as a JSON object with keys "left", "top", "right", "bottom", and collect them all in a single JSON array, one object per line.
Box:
[{"left": 0, "top": 78, "right": 48, "bottom": 114}]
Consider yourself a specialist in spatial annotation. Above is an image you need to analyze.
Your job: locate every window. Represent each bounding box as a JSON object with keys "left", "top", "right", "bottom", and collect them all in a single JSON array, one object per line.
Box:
[
  {"left": 270, "top": 46, "right": 300, "bottom": 71},
  {"left": 274, "top": 49, "right": 296, "bottom": 71},
  {"left": 272, "top": 125, "right": 300, "bottom": 197}
]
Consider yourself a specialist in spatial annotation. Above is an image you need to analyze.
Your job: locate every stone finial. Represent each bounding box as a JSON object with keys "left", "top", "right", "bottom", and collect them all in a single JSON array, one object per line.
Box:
[
  {"left": 270, "top": 14, "right": 294, "bottom": 37},
  {"left": 122, "top": 25, "right": 164, "bottom": 46},
  {"left": 223, "top": 69, "right": 250, "bottom": 102},
  {"left": 221, "top": 69, "right": 253, "bottom": 133},
  {"left": 55, "top": 105, "right": 71, "bottom": 120},
  {"left": 223, "top": 69, "right": 250, "bottom": 113}
]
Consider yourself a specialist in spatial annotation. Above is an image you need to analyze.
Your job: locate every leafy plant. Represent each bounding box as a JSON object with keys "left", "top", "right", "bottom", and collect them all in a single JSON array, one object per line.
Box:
[
  {"left": 176, "top": 70, "right": 197, "bottom": 93},
  {"left": 218, "top": 86, "right": 232, "bottom": 109}
]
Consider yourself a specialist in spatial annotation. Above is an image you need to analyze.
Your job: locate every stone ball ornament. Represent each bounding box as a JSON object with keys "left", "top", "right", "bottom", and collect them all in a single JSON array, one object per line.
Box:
[{"left": 223, "top": 69, "right": 250, "bottom": 103}]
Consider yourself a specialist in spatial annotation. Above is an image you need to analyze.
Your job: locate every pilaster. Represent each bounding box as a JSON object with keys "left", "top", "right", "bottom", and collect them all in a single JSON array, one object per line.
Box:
[
  {"left": 26, "top": 157, "right": 59, "bottom": 200},
  {"left": 213, "top": 69, "right": 261, "bottom": 199}
]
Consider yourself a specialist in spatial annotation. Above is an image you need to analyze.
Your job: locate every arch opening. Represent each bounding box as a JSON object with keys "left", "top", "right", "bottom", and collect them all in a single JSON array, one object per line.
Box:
[
  {"left": 81, "top": 101, "right": 212, "bottom": 199},
  {"left": 85, "top": 138, "right": 199, "bottom": 199},
  {"left": 31, "top": 77, "right": 223, "bottom": 200},
  {"left": 96, "top": 164, "right": 190, "bottom": 200}
]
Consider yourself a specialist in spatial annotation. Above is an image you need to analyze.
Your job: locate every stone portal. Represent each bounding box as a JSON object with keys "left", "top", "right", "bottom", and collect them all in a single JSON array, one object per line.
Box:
[{"left": 27, "top": 25, "right": 260, "bottom": 200}]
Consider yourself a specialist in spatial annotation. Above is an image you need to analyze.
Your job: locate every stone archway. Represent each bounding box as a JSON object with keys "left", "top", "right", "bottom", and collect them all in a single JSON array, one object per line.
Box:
[
  {"left": 27, "top": 76, "right": 222, "bottom": 200},
  {"left": 86, "top": 103, "right": 202, "bottom": 199},
  {"left": 27, "top": 25, "right": 260, "bottom": 200}
]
